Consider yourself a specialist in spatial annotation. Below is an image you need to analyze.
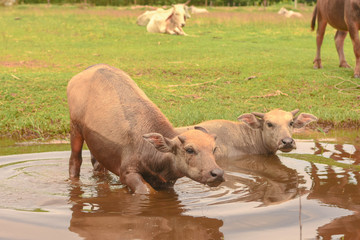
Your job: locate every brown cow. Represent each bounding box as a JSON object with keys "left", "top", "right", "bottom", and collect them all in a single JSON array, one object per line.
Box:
[
  {"left": 311, "top": 0, "right": 360, "bottom": 77},
  {"left": 176, "top": 109, "right": 317, "bottom": 160},
  {"left": 67, "top": 64, "right": 224, "bottom": 194}
]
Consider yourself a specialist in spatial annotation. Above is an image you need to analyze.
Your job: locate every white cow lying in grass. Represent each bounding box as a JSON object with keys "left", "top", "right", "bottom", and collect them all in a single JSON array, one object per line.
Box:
[
  {"left": 188, "top": 6, "right": 208, "bottom": 14},
  {"left": 278, "top": 7, "right": 302, "bottom": 18},
  {"left": 146, "top": 4, "right": 188, "bottom": 35},
  {"left": 137, "top": 8, "right": 167, "bottom": 26},
  {"left": 137, "top": 3, "right": 191, "bottom": 27}
]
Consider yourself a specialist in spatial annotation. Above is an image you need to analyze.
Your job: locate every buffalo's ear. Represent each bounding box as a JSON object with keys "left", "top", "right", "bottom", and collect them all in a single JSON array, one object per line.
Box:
[
  {"left": 143, "top": 133, "right": 175, "bottom": 153},
  {"left": 237, "top": 113, "right": 262, "bottom": 129},
  {"left": 293, "top": 113, "right": 318, "bottom": 128}
]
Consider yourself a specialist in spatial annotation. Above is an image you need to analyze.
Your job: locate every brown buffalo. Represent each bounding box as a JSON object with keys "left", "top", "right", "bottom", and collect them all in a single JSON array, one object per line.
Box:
[
  {"left": 177, "top": 109, "right": 317, "bottom": 160},
  {"left": 311, "top": 0, "right": 360, "bottom": 77},
  {"left": 67, "top": 64, "right": 224, "bottom": 194}
]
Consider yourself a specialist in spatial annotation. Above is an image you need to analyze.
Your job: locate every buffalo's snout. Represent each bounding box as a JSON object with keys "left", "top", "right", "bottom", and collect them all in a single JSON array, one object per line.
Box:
[
  {"left": 207, "top": 168, "right": 225, "bottom": 186},
  {"left": 279, "top": 137, "right": 296, "bottom": 152},
  {"left": 282, "top": 137, "right": 294, "bottom": 145}
]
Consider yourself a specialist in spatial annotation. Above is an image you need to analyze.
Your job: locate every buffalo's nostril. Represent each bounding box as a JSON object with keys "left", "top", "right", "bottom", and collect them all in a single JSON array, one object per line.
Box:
[
  {"left": 281, "top": 137, "right": 294, "bottom": 145},
  {"left": 210, "top": 168, "right": 224, "bottom": 178}
]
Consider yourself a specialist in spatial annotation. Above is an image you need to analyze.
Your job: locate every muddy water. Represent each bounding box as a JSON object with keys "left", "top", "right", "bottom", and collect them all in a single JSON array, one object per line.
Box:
[{"left": 0, "top": 136, "right": 360, "bottom": 240}]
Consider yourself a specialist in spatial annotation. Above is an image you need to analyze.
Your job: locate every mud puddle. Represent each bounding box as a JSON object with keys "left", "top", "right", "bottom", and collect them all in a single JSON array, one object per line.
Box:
[{"left": 0, "top": 135, "right": 360, "bottom": 239}]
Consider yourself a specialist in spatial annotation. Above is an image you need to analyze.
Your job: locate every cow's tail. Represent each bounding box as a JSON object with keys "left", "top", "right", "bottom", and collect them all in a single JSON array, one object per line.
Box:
[{"left": 311, "top": 5, "right": 317, "bottom": 31}]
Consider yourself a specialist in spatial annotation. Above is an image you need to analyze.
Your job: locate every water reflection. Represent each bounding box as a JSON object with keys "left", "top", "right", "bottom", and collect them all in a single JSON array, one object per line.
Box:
[
  {"left": 68, "top": 176, "right": 224, "bottom": 240},
  {"left": 317, "top": 214, "right": 360, "bottom": 240},
  {"left": 313, "top": 141, "right": 360, "bottom": 165},
  {"left": 217, "top": 155, "right": 306, "bottom": 206},
  {"left": 66, "top": 155, "right": 306, "bottom": 239},
  {"left": 306, "top": 163, "right": 360, "bottom": 239},
  {"left": 1, "top": 138, "right": 360, "bottom": 239}
]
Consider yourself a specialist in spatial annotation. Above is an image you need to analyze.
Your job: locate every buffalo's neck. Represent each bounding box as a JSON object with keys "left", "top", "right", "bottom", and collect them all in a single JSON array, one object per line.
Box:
[
  {"left": 136, "top": 116, "right": 180, "bottom": 186},
  {"left": 232, "top": 123, "right": 274, "bottom": 155},
  {"left": 139, "top": 144, "right": 183, "bottom": 188}
]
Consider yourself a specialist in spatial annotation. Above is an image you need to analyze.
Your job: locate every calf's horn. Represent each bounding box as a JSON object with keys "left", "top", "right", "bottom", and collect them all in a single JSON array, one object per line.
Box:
[
  {"left": 291, "top": 109, "right": 299, "bottom": 116},
  {"left": 194, "top": 126, "right": 209, "bottom": 134},
  {"left": 252, "top": 112, "right": 265, "bottom": 119}
]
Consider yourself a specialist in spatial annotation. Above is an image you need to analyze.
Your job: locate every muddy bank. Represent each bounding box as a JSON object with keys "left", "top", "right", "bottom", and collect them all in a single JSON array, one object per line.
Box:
[{"left": 2, "top": 119, "right": 360, "bottom": 142}]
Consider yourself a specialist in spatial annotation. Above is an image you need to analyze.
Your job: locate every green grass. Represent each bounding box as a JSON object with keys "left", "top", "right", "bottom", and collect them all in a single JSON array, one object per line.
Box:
[
  {"left": 281, "top": 153, "right": 360, "bottom": 171},
  {"left": 1, "top": 4, "right": 359, "bottom": 139}
]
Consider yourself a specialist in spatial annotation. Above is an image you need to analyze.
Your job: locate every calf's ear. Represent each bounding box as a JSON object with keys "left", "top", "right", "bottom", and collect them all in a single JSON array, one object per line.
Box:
[
  {"left": 143, "top": 133, "right": 175, "bottom": 153},
  {"left": 237, "top": 113, "right": 262, "bottom": 129},
  {"left": 293, "top": 113, "right": 318, "bottom": 128}
]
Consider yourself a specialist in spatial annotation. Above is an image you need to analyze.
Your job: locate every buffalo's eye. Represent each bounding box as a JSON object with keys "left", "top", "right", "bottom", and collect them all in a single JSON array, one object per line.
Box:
[
  {"left": 186, "top": 148, "right": 195, "bottom": 154},
  {"left": 289, "top": 121, "right": 294, "bottom": 127},
  {"left": 267, "top": 122, "right": 273, "bottom": 128}
]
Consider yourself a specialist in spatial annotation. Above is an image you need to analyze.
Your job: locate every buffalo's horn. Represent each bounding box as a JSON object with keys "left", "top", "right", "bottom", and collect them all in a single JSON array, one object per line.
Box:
[
  {"left": 178, "top": 135, "right": 186, "bottom": 144},
  {"left": 252, "top": 112, "right": 265, "bottom": 119},
  {"left": 291, "top": 109, "right": 300, "bottom": 116},
  {"left": 184, "top": 0, "right": 191, "bottom": 5},
  {"left": 194, "top": 126, "right": 209, "bottom": 134}
]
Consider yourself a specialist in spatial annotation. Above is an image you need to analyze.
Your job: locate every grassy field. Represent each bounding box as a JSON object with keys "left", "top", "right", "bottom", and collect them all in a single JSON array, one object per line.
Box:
[{"left": 1, "top": 4, "right": 359, "bottom": 140}]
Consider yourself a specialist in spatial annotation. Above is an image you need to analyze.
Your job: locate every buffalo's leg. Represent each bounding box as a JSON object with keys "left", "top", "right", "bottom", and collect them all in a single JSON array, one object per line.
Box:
[
  {"left": 314, "top": 14, "right": 327, "bottom": 69},
  {"left": 91, "top": 154, "right": 107, "bottom": 173},
  {"left": 335, "top": 30, "right": 351, "bottom": 68},
  {"left": 122, "top": 172, "right": 156, "bottom": 194},
  {"left": 69, "top": 123, "right": 84, "bottom": 178},
  {"left": 348, "top": 24, "right": 360, "bottom": 78}
]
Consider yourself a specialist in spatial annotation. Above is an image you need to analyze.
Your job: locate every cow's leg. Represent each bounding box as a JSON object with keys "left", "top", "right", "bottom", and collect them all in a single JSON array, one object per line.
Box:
[
  {"left": 348, "top": 24, "right": 360, "bottom": 78},
  {"left": 166, "top": 28, "right": 176, "bottom": 35},
  {"left": 173, "top": 27, "right": 182, "bottom": 35},
  {"left": 313, "top": 15, "right": 327, "bottom": 69},
  {"left": 69, "top": 122, "right": 84, "bottom": 178},
  {"left": 335, "top": 30, "right": 351, "bottom": 68},
  {"left": 121, "top": 172, "right": 156, "bottom": 194},
  {"left": 175, "top": 27, "right": 187, "bottom": 36}
]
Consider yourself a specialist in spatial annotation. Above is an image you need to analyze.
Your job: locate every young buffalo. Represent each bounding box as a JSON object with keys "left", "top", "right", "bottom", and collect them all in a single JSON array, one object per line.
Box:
[
  {"left": 67, "top": 64, "right": 224, "bottom": 194},
  {"left": 176, "top": 109, "right": 317, "bottom": 160}
]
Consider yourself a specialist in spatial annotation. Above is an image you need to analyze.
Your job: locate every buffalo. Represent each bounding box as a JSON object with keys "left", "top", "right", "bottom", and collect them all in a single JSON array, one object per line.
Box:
[
  {"left": 311, "top": 0, "right": 360, "bottom": 77},
  {"left": 176, "top": 109, "right": 317, "bottom": 160},
  {"left": 67, "top": 64, "right": 224, "bottom": 194}
]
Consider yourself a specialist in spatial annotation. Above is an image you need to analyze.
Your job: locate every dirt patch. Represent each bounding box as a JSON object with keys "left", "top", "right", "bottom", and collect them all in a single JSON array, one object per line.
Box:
[
  {"left": 0, "top": 60, "right": 57, "bottom": 69},
  {"left": 294, "top": 120, "right": 360, "bottom": 135},
  {"left": 69, "top": 8, "right": 141, "bottom": 18},
  {"left": 15, "top": 139, "right": 70, "bottom": 146}
]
